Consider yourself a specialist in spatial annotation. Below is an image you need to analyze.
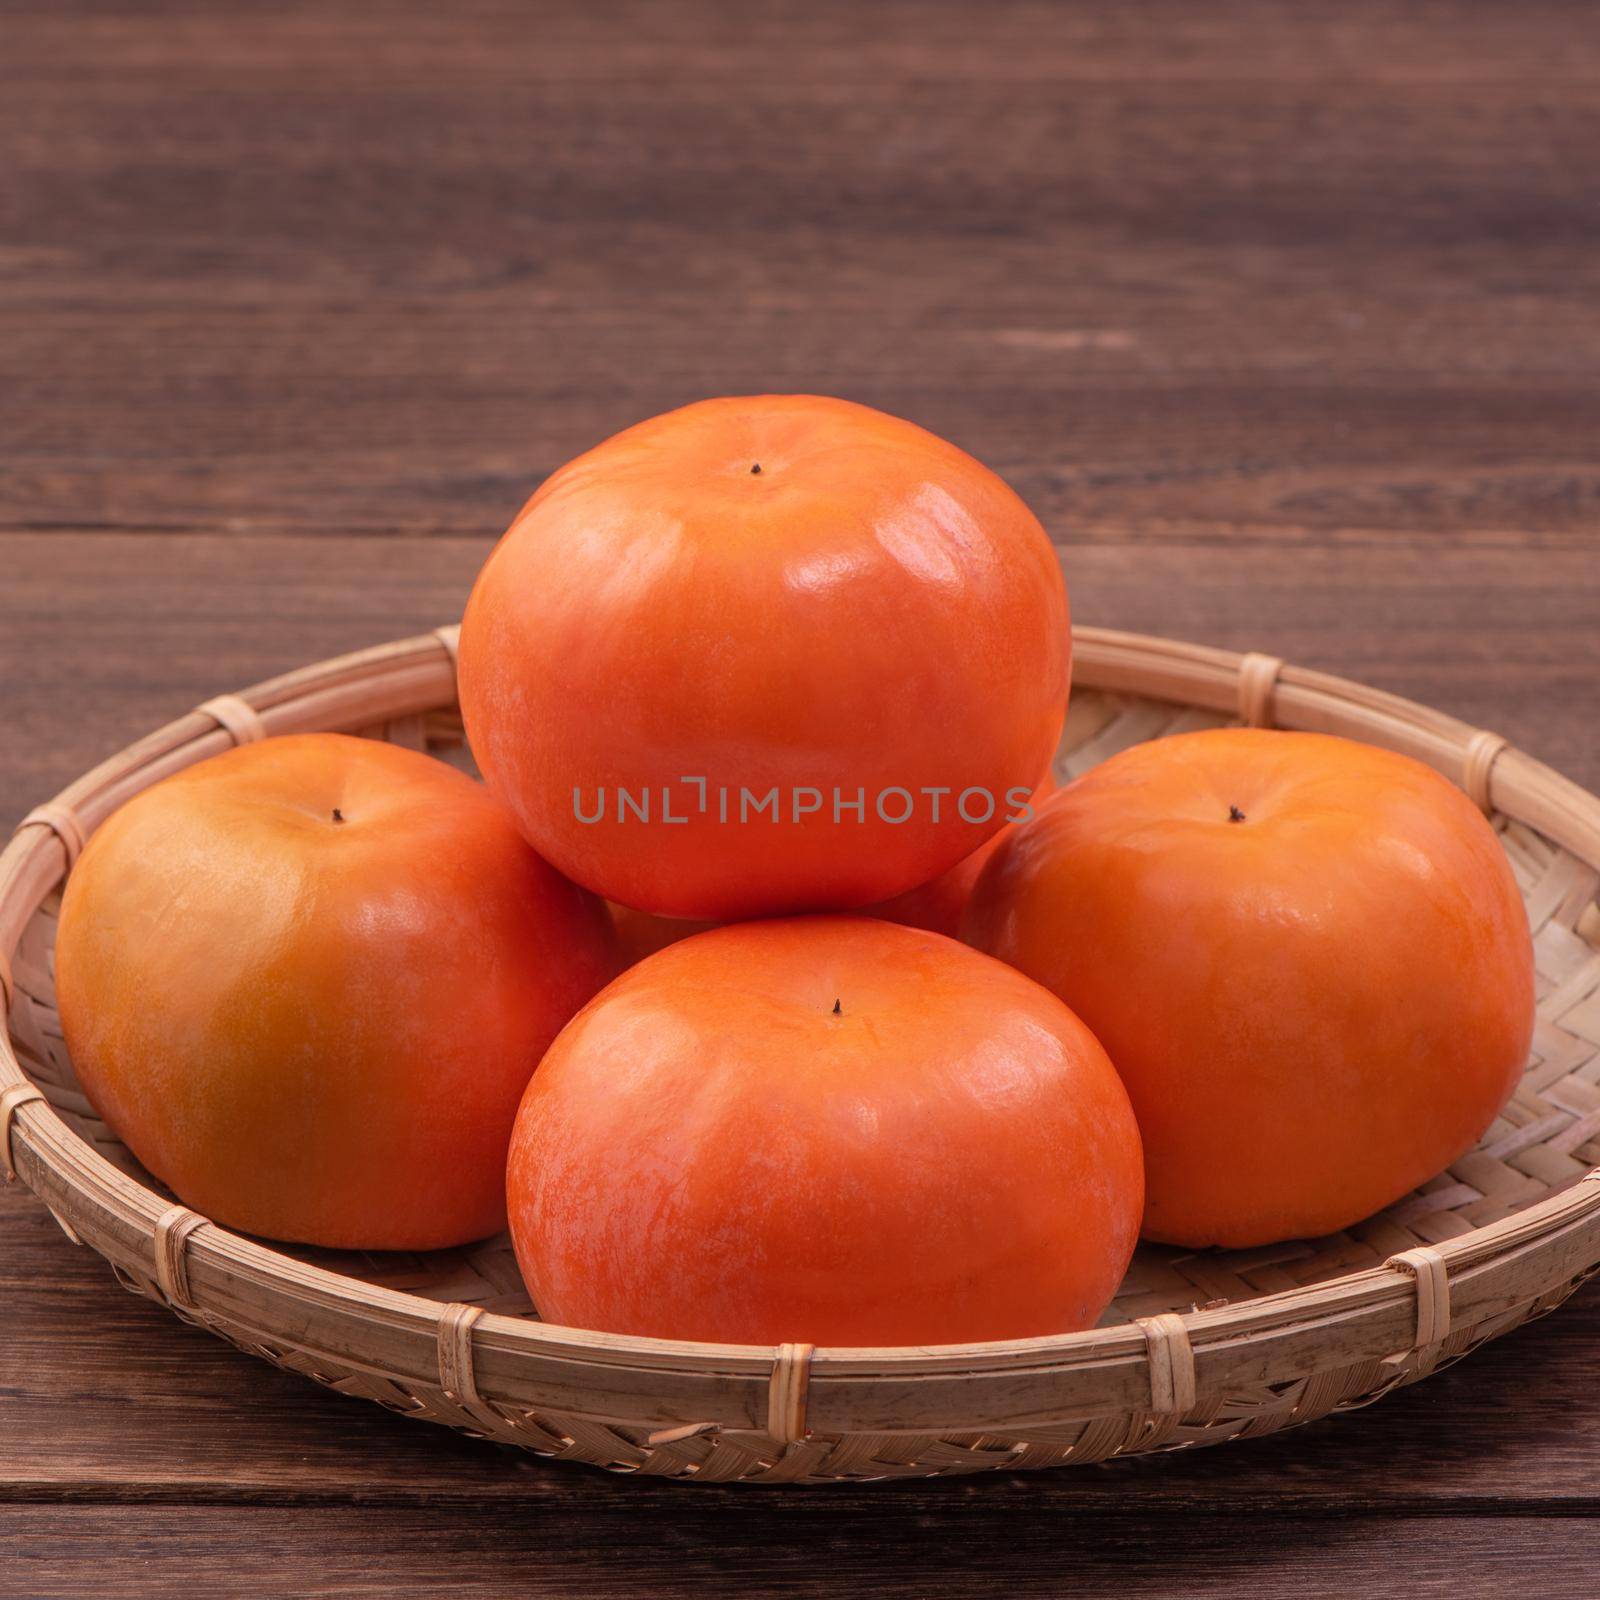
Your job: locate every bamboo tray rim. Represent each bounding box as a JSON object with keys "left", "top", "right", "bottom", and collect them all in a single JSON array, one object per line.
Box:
[{"left": 3, "top": 624, "right": 1599, "bottom": 1440}]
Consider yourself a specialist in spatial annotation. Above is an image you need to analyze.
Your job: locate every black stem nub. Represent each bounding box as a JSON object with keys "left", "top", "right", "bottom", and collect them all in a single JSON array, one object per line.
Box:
[
  {"left": 1228, "top": 805, "right": 1246, "bottom": 824},
  {"left": 832, "top": 998, "right": 842, "bottom": 1016},
  {"left": 332, "top": 808, "right": 345, "bottom": 824},
  {"left": 750, "top": 462, "right": 762, "bottom": 475}
]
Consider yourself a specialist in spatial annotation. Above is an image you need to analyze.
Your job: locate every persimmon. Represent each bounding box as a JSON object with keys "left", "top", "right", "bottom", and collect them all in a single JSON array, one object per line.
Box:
[
  {"left": 964, "top": 729, "right": 1536, "bottom": 1248},
  {"left": 605, "top": 901, "right": 719, "bottom": 968},
  {"left": 871, "top": 771, "right": 1056, "bottom": 936},
  {"left": 54, "top": 733, "right": 615, "bottom": 1250},
  {"left": 459, "top": 394, "right": 1070, "bottom": 921},
  {"left": 506, "top": 916, "right": 1143, "bottom": 1346},
  {"left": 603, "top": 773, "right": 1055, "bottom": 965}
]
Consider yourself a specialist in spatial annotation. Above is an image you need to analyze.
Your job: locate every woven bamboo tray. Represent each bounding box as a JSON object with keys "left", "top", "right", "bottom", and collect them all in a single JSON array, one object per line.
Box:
[{"left": 3, "top": 626, "right": 1600, "bottom": 1486}]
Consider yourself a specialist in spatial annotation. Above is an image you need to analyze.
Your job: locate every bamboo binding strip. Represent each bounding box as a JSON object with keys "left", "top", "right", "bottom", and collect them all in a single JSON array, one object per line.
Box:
[
  {"left": 1236, "top": 651, "right": 1284, "bottom": 729},
  {"left": 1137, "top": 1314, "right": 1196, "bottom": 1416},
  {"left": 1463, "top": 729, "right": 1509, "bottom": 815},
  {"left": 1385, "top": 1247, "right": 1452, "bottom": 1354},
  {"left": 152, "top": 1205, "right": 208, "bottom": 1310},
  {"left": 437, "top": 1302, "right": 485, "bottom": 1406},
  {"left": 196, "top": 694, "right": 268, "bottom": 746},
  {"left": 768, "top": 1343, "right": 815, "bottom": 1445},
  {"left": 14, "top": 803, "right": 86, "bottom": 872},
  {"left": 2, "top": 625, "right": 1599, "bottom": 1484},
  {"left": 1, "top": 1082, "right": 44, "bottom": 1183}
]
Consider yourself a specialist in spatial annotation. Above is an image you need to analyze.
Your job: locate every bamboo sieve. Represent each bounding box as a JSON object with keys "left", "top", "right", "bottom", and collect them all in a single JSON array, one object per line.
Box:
[{"left": 2, "top": 626, "right": 1598, "bottom": 1485}]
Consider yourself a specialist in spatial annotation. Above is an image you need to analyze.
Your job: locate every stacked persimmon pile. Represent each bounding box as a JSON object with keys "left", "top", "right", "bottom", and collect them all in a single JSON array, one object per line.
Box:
[{"left": 54, "top": 397, "right": 1535, "bottom": 1347}]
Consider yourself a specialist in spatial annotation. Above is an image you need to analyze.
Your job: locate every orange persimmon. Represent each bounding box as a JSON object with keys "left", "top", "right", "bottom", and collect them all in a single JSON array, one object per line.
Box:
[
  {"left": 54, "top": 733, "right": 616, "bottom": 1250},
  {"left": 603, "top": 773, "right": 1058, "bottom": 965},
  {"left": 459, "top": 394, "right": 1070, "bottom": 921},
  {"left": 964, "top": 729, "right": 1536, "bottom": 1248},
  {"left": 870, "top": 771, "right": 1057, "bottom": 936},
  {"left": 506, "top": 916, "right": 1143, "bottom": 1346},
  {"left": 605, "top": 902, "right": 720, "bottom": 968}
]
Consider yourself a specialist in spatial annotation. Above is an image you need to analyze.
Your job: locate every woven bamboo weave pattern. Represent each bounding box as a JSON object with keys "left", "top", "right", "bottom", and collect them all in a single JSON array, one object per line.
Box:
[{"left": 2, "top": 627, "right": 1598, "bottom": 1484}]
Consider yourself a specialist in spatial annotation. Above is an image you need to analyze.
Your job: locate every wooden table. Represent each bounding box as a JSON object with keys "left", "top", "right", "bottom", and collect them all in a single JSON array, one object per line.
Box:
[{"left": 4, "top": 3, "right": 1599, "bottom": 1595}]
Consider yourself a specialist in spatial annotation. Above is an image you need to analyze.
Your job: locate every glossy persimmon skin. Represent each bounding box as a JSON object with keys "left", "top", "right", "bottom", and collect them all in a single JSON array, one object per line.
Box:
[
  {"left": 507, "top": 916, "right": 1143, "bottom": 1346},
  {"left": 964, "top": 729, "right": 1536, "bottom": 1248},
  {"left": 870, "top": 771, "right": 1057, "bottom": 936},
  {"left": 603, "top": 774, "right": 1057, "bottom": 966},
  {"left": 459, "top": 395, "right": 1070, "bottom": 921},
  {"left": 54, "top": 733, "right": 616, "bottom": 1250}
]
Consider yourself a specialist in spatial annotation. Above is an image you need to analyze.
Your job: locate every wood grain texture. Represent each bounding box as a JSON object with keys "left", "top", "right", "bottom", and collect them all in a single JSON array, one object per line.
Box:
[
  {"left": 4, "top": 1, "right": 1600, "bottom": 539},
  {"left": 2, "top": 1194, "right": 1599, "bottom": 1514},
  {"left": 2, "top": 532, "right": 1598, "bottom": 1567},
  {"left": 8, "top": 1507, "right": 1600, "bottom": 1600},
  {"left": 4, "top": 532, "right": 1596, "bottom": 830},
  {"left": 3, "top": 0, "right": 1600, "bottom": 1589}
]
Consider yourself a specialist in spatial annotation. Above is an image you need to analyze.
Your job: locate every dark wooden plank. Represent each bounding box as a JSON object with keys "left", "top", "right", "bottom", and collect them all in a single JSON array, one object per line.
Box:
[
  {"left": 6, "top": 1506, "right": 1600, "bottom": 1600},
  {"left": 3, "top": 1, "right": 1600, "bottom": 538},
  {"left": 4, "top": 531, "right": 1597, "bottom": 834},
  {"left": 5, "top": 0, "right": 1600, "bottom": 1569},
  {"left": 3, "top": 1194, "right": 1599, "bottom": 1512},
  {"left": 2, "top": 528, "right": 1598, "bottom": 1513}
]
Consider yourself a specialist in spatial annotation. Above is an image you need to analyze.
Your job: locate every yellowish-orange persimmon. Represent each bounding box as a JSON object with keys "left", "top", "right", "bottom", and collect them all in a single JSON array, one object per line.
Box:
[
  {"left": 55, "top": 733, "right": 616, "bottom": 1250},
  {"left": 965, "top": 729, "right": 1536, "bottom": 1248},
  {"left": 507, "top": 916, "right": 1143, "bottom": 1346}
]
